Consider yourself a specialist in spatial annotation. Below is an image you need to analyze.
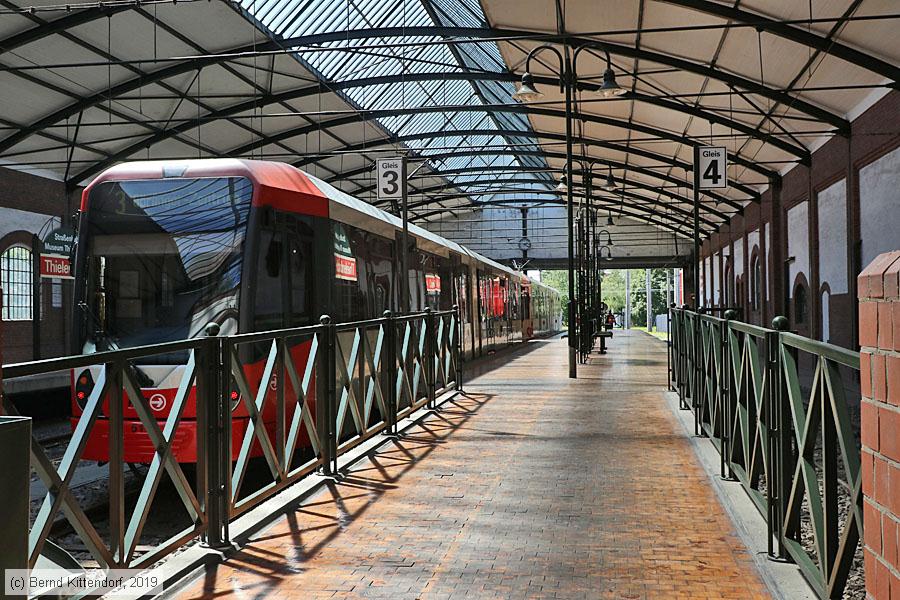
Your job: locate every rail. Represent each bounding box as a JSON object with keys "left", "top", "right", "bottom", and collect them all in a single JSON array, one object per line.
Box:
[
  {"left": 0, "top": 307, "right": 461, "bottom": 573},
  {"left": 669, "top": 308, "right": 862, "bottom": 600}
]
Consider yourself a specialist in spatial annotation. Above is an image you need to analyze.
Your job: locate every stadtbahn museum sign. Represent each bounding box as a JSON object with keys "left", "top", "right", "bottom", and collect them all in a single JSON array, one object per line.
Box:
[{"left": 39, "top": 226, "right": 75, "bottom": 279}]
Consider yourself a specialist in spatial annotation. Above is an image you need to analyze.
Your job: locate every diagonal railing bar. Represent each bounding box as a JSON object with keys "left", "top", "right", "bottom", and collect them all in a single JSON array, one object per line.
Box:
[
  {"left": 283, "top": 333, "right": 321, "bottom": 467},
  {"left": 669, "top": 307, "right": 863, "bottom": 599},
  {"left": 2, "top": 310, "right": 462, "bottom": 572},
  {"left": 363, "top": 323, "right": 388, "bottom": 428},
  {"left": 26, "top": 366, "right": 115, "bottom": 567},
  {"left": 335, "top": 328, "right": 365, "bottom": 442},
  {"left": 121, "top": 356, "right": 202, "bottom": 564},
  {"left": 230, "top": 340, "right": 282, "bottom": 503}
]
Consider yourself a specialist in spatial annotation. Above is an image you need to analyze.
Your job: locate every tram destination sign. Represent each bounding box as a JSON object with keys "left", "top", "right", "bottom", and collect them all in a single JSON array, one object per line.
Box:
[
  {"left": 695, "top": 146, "right": 728, "bottom": 189},
  {"left": 376, "top": 158, "right": 405, "bottom": 201},
  {"left": 40, "top": 226, "right": 76, "bottom": 279}
]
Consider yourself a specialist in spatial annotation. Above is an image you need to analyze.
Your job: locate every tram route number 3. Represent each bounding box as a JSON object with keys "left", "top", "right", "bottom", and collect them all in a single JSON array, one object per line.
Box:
[
  {"left": 695, "top": 146, "right": 728, "bottom": 189},
  {"left": 376, "top": 158, "right": 405, "bottom": 200}
]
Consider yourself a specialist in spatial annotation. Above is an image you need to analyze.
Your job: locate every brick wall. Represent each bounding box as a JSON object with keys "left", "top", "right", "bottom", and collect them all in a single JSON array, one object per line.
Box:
[
  {"left": 700, "top": 90, "right": 900, "bottom": 350},
  {"left": 0, "top": 165, "right": 79, "bottom": 363},
  {"left": 859, "top": 250, "right": 900, "bottom": 600}
]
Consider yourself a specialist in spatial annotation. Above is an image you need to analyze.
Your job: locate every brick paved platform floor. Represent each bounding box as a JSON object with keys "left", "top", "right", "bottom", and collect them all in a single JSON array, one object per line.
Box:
[{"left": 175, "top": 331, "right": 772, "bottom": 599}]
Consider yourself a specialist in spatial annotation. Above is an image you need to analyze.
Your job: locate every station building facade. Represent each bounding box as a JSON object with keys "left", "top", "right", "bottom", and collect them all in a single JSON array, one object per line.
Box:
[{"left": 699, "top": 90, "right": 900, "bottom": 351}]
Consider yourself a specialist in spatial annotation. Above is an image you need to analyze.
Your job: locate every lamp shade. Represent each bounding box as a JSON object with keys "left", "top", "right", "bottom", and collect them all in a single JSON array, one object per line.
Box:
[
  {"left": 597, "top": 68, "right": 627, "bottom": 98},
  {"left": 555, "top": 174, "right": 568, "bottom": 192},
  {"left": 512, "top": 72, "right": 542, "bottom": 103}
]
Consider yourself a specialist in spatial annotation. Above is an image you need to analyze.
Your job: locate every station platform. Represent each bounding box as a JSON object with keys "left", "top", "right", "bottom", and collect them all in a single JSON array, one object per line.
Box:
[{"left": 173, "top": 331, "right": 772, "bottom": 599}]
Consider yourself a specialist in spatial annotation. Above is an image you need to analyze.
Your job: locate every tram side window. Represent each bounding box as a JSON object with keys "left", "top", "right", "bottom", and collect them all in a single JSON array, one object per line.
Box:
[
  {"left": 254, "top": 229, "right": 285, "bottom": 331},
  {"left": 287, "top": 235, "right": 312, "bottom": 327}
]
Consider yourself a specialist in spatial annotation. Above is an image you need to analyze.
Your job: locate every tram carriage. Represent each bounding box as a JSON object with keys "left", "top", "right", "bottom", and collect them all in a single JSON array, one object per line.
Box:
[{"left": 70, "top": 159, "right": 562, "bottom": 462}]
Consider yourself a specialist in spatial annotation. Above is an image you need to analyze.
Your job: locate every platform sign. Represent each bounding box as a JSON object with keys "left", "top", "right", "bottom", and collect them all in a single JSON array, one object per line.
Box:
[
  {"left": 376, "top": 158, "right": 405, "bottom": 201},
  {"left": 39, "top": 227, "right": 76, "bottom": 279},
  {"left": 39, "top": 254, "right": 73, "bottom": 279},
  {"left": 696, "top": 146, "right": 728, "bottom": 189}
]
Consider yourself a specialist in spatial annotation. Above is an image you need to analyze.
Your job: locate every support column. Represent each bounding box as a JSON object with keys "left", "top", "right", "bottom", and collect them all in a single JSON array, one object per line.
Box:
[
  {"left": 858, "top": 250, "right": 900, "bottom": 600},
  {"left": 646, "top": 269, "right": 652, "bottom": 330},
  {"left": 625, "top": 269, "right": 632, "bottom": 329}
]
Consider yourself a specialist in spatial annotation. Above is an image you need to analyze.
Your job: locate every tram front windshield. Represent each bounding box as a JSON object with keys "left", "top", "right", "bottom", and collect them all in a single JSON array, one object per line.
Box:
[{"left": 79, "top": 177, "right": 253, "bottom": 352}]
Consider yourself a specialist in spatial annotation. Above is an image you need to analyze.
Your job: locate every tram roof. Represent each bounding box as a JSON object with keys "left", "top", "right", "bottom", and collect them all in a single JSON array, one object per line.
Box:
[{"left": 0, "top": 0, "right": 896, "bottom": 244}]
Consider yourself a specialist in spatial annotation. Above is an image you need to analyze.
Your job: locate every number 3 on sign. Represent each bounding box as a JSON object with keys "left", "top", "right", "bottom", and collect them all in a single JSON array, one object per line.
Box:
[
  {"left": 377, "top": 158, "right": 405, "bottom": 200},
  {"left": 696, "top": 146, "right": 728, "bottom": 189}
]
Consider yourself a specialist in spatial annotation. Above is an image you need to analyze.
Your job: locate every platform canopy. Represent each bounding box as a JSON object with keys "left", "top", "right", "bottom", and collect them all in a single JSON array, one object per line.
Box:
[{"left": 0, "top": 0, "right": 897, "bottom": 245}]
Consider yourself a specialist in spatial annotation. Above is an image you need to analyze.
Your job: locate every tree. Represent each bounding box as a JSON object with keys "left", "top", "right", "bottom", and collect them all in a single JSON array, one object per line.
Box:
[{"left": 539, "top": 270, "right": 569, "bottom": 326}]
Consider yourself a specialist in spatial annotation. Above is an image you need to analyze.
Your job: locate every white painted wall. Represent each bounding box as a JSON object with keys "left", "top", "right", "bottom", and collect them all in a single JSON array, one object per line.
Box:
[
  {"left": 0, "top": 207, "right": 58, "bottom": 242},
  {"left": 787, "top": 200, "right": 810, "bottom": 297},
  {"left": 860, "top": 145, "right": 900, "bottom": 268},
  {"left": 423, "top": 207, "right": 689, "bottom": 263},
  {"left": 817, "top": 179, "right": 848, "bottom": 295}
]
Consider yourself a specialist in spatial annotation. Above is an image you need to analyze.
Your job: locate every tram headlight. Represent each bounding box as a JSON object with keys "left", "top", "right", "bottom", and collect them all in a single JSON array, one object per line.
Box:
[{"left": 74, "top": 370, "right": 94, "bottom": 409}]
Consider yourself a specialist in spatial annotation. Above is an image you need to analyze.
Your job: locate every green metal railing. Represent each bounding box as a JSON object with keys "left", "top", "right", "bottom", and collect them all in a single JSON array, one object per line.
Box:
[
  {"left": 0, "top": 307, "right": 461, "bottom": 570},
  {"left": 670, "top": 308, "right": 862, "bottom": 599}
]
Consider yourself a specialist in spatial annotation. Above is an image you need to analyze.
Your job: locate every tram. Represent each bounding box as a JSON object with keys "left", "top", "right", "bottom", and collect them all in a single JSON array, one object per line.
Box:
[{"left": 70, "top": 159, "right": 562, "bottom": 462}]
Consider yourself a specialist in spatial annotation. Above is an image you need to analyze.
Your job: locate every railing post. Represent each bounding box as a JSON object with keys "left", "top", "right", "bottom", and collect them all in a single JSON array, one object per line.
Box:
[
  {"left": 693, "top": 309, "right": 703, "bottom": 436},
  {"left": 382, "top": 310, "right": 398, "bottom": 435},
  {"left": 201, "top": 322, "right": 230, "bottom": 549},
  {"left": 453, "top": 304, "right": 463, "bottom": 392},
  {"left": 722, "top": 309, "right": 738, "bottom": 481},
  {"left": 424, "top": 308, "right": 436, "bottom": 409},
  {"left": 667, "top": 304, "right": 674, "bottom": 391},
  {"left": 767, "top": 315, "right": 790, "bottom": 560},
  {"left": 317, "top": 315, "right": 337, "bottom": 476},
  {"left": 0, "top": 415, "right": 30, "bottom": 584}
]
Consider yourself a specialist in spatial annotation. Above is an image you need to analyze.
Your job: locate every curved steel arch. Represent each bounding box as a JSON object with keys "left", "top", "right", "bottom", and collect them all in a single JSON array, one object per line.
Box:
[
  {"left": 0, "top": 6, "right": 132, "bottom": 57},
  {"left": 656, "top": 0, "right": 900, "bottom": 84},
  {"left": 4, "top": 26, "right": 843, "bottom": 159},
  {"left": 359, "top": 171, "right": 731, "bottom": 227},
  {"left": 284, "top": 125, "right": 760, "bottom": 200},
  {"left": 411, "top": 194, "right": 694, "bottom": 238},
  {"left": 296, "top": 147, "right": 746, "bottom": 213},
  {"left": 398, "top": 162, "right": 732, "bottom": 221},
  {"left": 386, "top": 175, "right": 722, "bottom": 230},
  {"left": 64, "top": 72, "right": 787, "bottom": 184}
]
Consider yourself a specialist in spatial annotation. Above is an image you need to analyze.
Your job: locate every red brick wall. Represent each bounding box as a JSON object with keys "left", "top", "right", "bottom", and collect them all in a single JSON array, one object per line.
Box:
[
  {"left": 700, "top": 90, "right": 900, "bottom": 349},
  {"left": 859, "top": 250, "right": 900, "bottom": 600}
]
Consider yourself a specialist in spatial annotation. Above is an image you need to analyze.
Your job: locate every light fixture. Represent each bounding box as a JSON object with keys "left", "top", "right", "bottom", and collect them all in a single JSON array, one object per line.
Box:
[
  {"left": 555, "top": 173, "right": 568, "bottom": 193},
  {"left": 512, "top": 72, "right": 542, "bottom": 103},
  {"left": 606, "top": 211, "right": 614, "bottom": 226},
  {"left": 599, "top": 245, "right": 613, "bottom": 261},
  {"left": 598, "top": 228, "right": 613, "bottom": 246},
  {"left": 597, "top": 67, "right": 627, "bottom": 98},
  {"left": 601, "top": 172, "right": 617, "bottom": 191}
]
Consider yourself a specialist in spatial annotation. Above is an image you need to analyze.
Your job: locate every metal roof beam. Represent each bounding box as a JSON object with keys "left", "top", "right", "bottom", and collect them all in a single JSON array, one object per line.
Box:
[
  {"left": 654, "top": 0, "right": 900, "bottom": 86},
  {"left": 0, "top": 26, "right": 843, "bottom": 158},
  {"left": 412, "top": 195, "right": 694, "bottom": 238},
  {"left": 293, "top": 143, "right": 745, "bottom": 212},
  {"left": 0, "top": 5, "right": 131, "bottom": 56},
  {"left": 376, "top": 175, "right": 722, "bottom": 229}
]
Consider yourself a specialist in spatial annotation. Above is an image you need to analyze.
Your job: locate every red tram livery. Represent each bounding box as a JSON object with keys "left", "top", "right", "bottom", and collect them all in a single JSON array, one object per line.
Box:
[{"left": 71, "top": 159, "right": 562, "bottom": 462}]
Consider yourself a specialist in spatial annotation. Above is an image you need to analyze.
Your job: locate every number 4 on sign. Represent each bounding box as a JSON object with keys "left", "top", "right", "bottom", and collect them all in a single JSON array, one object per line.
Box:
[{"left": 696, "top": 146, "right": 728, "bottom": 190}]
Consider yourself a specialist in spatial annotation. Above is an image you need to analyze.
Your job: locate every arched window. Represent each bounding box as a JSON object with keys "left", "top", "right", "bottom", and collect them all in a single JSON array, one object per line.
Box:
[
  {"left": 794, "top": 283, "right": 808, "bottom": 325},
  {"left": 1, "top": 245, "right": 33, "bottom": 321},
  {"left": 750, "top": 251, "right": 762, "bottom": 311}
]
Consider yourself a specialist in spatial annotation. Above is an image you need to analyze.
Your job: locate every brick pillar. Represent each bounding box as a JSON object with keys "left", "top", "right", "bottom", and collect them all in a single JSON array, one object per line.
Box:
[{"left": 859, "top": 250, "right": 900, "bottom": 600}]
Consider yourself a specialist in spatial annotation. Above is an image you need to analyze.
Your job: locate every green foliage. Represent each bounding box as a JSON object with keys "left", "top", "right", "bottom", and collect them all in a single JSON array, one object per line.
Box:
[
  {"left": 600, "top": 268, "right": 674, "bottom": 329},
  {"left": 539, "top": 270, "right": 569, "bottom": 325}
]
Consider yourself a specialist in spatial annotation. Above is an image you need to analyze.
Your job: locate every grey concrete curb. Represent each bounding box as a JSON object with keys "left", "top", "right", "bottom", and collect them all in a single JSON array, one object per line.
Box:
[{"left": 663, "top": 390, "right": 816, "bottom": 600}]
